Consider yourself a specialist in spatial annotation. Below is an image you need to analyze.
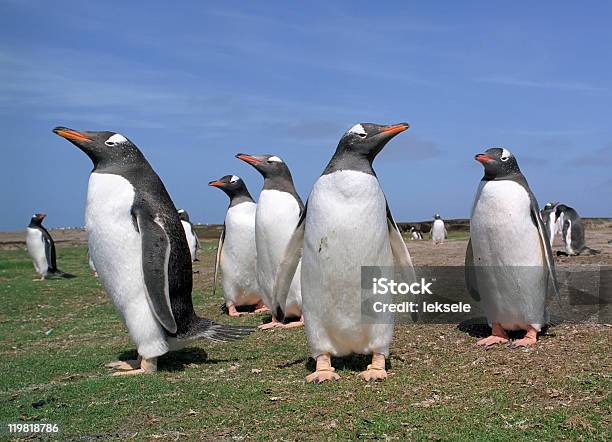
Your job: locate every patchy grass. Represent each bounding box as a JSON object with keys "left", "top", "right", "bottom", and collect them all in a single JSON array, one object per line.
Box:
[{"left": 0, "top": 243, "right": 610, "bottom": 440}]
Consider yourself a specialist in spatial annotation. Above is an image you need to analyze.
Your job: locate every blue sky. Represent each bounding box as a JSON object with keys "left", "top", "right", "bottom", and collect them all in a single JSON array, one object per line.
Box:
[{"left": 1, "top": 1, "right": 611, "bottom": 230}]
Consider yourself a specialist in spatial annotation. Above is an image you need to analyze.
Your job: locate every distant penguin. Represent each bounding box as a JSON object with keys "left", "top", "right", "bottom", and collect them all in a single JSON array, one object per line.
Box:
[
  {"left": 273, "top": 123, "right": 415, "bottom": 382},
  {"left": 410, "top": 227, "right": 423, "bottom": 240},
  {"left": 236, "top": 153, "right": 304, "bottom": 329},
  {"left": 177, "top": 209, "right": 200, "bottom": 262},
  {"left": 54, "top": 127, "right": 254, "bottom": 375},
  {"left": 540, "top": 202, "right": 559, "bottom": 248},
  {"left": 554, "top": 204, "right": 599, "bottom": 256},
  {"left": 209, "top": 175, "right": 264, "bottom": 317},
  {"left": 431, "top": 214, "right": 447, "bottom": 244},
  {"left": 466, "top": 147, "right": 559, "bottom": 347},
  {"left": 26, "top": 213, "right": 74, "bottom": 280}
]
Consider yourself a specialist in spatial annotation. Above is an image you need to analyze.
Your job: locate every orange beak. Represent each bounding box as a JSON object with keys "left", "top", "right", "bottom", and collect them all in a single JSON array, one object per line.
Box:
[
  {"left": 53, "top": 128, "right": 93, "bottom": 143},
  {"left": 475, "top": 154, "right": 494, "bottom": 163},
  {"left": 236, "top": 154, "right": 261, "bottom": 165},
  {"left": 208, "top": 180, "right": 224, "bottom": 187},
  {"left": 380, "top": 123, "right": 410, "bottom": 136}
]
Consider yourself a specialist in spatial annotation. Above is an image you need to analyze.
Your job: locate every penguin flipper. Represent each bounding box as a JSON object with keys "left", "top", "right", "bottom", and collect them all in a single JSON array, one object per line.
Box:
[
  {"left": 530, "top": 198, "right": 561, "bottom": 300},
  {"left": 273, "top": 203, "right": 307, "bottom": 317},
  {"left": 41, "top": 230, "right": 57, "bottom": 271},
  {"left": 134, "top": 207, "right": 178, "bottom": 334},
  {"left": 212, "top": 226, "right": 225, "bottom": 298},
  {"left": 464, "top": 238, "right": 480, "bottom": 302},
  {"left": 386, "top": 203, "right": 416, "bottom": 282}
]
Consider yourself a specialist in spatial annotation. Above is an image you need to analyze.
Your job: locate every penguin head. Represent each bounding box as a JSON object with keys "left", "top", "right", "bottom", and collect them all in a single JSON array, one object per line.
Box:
[
  {"left": 177, "top": 209, "right": 190, "bottom": 222},
  {"left": 554, "top": 204, "right": 570, "bottom": 219},
  {"left": 30, "top": 213, "right": 46, "bottom": 225},
  {"left": 209, "top": 174, "right": 249, "bottom": 197},
  {"left": 53, "top": 127, "right": 144, "bottom": 168},
  {"left": 337, "top": 123, "right": 410, "bottom": 159},
  {"left": 235, "top": 153, "right": 291, "bottom": 179},
  {"left": 434, "top": 214, "right": 441, "bottom": 219},
  {"left": 474, "top": 147, "right": 521, "bottom": 179}
]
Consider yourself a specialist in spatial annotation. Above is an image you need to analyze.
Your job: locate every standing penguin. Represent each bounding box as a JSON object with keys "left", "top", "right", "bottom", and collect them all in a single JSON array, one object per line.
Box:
[
  {"left": 177, "top": 209, "right": 200, "bottom": 262},
  {"left": 273, "top": 123, "right": 415, "bottom": 382},
  {"left": 209, "top": 175, "right": 264, "bottom": 317},
  {"left": 466, "top": 147, "right": 559, "bottom": 347},
  {"left": 26, "top": 213, "right": 74, "bottom": 280},
  {"left": 540, "top": 202, "right": 559, "bottom": 248},
  {"left": 54, "top": 127, "right": 253, "bottom": 375},
  {"left": 236, "top": 153, "right": 304, "bottom": 329},
  {"left": 554, "top": 204, "right": 599, "bottom": 256},
  {"left": 431, "top": 214, "right": 447, "bottom": 244}
]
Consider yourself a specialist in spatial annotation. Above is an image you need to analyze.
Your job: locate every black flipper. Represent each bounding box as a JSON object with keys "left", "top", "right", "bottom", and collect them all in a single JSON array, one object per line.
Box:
[
  {"left": 464, "top": 238, "right": 480, "bottom": 302},
  {"left": 212, "top": 226, "right": 225, "bottom": 298},
  {"left": 134, "top": 204, "right": 178, "bottom": 334}
]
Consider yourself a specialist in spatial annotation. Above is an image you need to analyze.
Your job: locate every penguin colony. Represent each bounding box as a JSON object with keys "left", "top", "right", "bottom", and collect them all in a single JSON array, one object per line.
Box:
[{"left": 24, "top": 122, "right": 592, "bottom": 381}]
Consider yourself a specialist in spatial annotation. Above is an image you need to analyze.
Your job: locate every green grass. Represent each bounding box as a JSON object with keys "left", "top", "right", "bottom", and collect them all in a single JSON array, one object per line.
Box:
[{"left": 0, "top": 244, "right": 610, "bottom": 440}]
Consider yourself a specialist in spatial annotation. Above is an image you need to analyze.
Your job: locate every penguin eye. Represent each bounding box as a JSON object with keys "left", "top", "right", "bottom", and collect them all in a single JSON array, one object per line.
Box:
[
  {"left": 267, "top": 156, "right": 283, "bottom": 164},
  {"left": 500, "top": 156, "right": 509, "bottom": 162},
  {"left": 229, "top": 175, "right": 239, "bottom": 183},
  {"left": 357, "top": 132, "right": 367, "bottom": 139},
  {"left": 105, "top": 133, "right": 128, "bottom": 147}
]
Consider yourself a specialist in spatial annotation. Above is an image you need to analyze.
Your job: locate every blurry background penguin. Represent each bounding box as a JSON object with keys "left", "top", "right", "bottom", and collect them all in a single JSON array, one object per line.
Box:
[
  {"left": 540, "top": 202, "right": 559, "bottom": 248},
  {"left": 409, "top": 226, "right": 423, "bottom": 240},
  {"left": 554, "top": 204, "right": 600, "bottom": 256},
  {"left": 466, "top": 147, "right": 559, "bottom": 347},
  {"left": 26, "top": 213, "right": 75, "bottom": 280},
  {"left": 54, "top": 127, "right": 254, "bottom": 375},
  {"left": 177, "top": 209, "right": 200, "bottom": 262},
  {"left": 209, "top": 175, "right": 265, "bottom": 317},
  {"left": 431, "top": 214, "right": 447, "bottom": 244},
  {"left": 273, "top": 122, "right": 415, "bottom": 383}
]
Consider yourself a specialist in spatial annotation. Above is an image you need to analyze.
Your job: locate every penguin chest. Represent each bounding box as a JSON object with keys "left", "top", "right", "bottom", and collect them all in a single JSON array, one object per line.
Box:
[
  {"left": 181, "top": 221, "right": 197, "bottom": 258},
  {"left": 85, "top": 173, "right": 145, "bottom": 310},
  {"left": 432, "top": 220, "right": 445, "bottom": 239},
  {"left": 221, "top": 202, "right": 259, "bottom": 301},
  {"left": 470, "top": 180, "right": 542, "bottom": 266},
  {"left": 303, "top": 172, "right": 392, "bottom": 316},
  {"left": 26, "top": 228, "right": 47, "bottom": 274},
  {"left": 255, "top": 190, "right": 300, "bottom": 287}
]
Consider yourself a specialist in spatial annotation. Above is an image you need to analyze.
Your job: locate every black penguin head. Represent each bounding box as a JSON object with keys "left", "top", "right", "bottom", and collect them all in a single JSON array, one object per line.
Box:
[
  {"left": 554, "top": 204, "right": 570, "bottom": 218},
  {"left": 29, "top": 213, "right": 46, "bottom": 226},
  {"left": 177, "top": 209, "right": 190, "bottom": 222},
  {"left": 434, "top": 214, "right": 441, "bottom": 220},
  {"left": 474, "top": 147, "right": 521, "bottom": 180},
  {"left": 235, "top": 153, "right": 292, "bottom": 180},
  {"left": 336, "top": 123, "right": 410, "bottom": 160},
  {"left": 209, "top": 174, "right": 250, "bottom": 198},
  {"left": 53, "top": 127, "right": 145, "bottom": 169}
]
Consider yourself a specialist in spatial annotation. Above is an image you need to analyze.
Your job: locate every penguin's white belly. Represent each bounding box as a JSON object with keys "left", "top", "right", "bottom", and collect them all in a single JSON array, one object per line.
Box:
[
  {"left": 470, "top": 180, "right": 547, "bottom": 330},
  {"left": 221, "top": 202, "right": 260, "bottom": 306},
  {"left": 432, "top": 220, "right": 445, "bottom": 241},
  {"left": 26, "top": 228, "right": 48, "bottom": 276},
  {"left": 86, "top": 173, "right": 168, "bottom": 358},
  {"left": 255, "top": 190, "right": 302, "bottom": 316},
  {"left": 302, "top": 171, "right": 394, "bottom": 357},
  {"left": 181, "top": 221, "right": 197, "bottom": 261}
]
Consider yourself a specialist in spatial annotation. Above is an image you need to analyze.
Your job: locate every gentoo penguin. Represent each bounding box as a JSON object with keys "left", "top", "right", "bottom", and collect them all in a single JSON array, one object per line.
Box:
[
  {"left": 236, "top": 153, "right": 304, "bottom": 329},
  {"left": 540, "top": 202, "right": 559, "bottom": 248},
  {"left": 431, "top": 214, "right": 447, "bottom": 244},
  {"left": 53, "top": 127, "right": 254, "bottom": 375},
  {"left": 177, "top": 209, "right": 200, "bottom": 262},
  {"left": 466, "top": 147, "right": 559, "bottom": 347},
  {"left": 209, "top": 175, "right": 264, "bottom": 317},
  {"left": 26, "top": 213, "right": 74, "bottom": 280},
  {"left": 409, "top": 226, "right": 423, "bottom": 240},
  {"left": 273, "top": 123, "right": 415, "bottom": 382},
  {"left": 554, "top": 204, "right": 600, "bottom": 256}
]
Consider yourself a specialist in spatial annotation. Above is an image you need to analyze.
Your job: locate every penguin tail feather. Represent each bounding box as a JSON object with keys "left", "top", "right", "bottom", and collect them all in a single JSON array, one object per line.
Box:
[
  {"left": 48, "top": 269, "right": 76, "bottom": 279},
  {"left": 179, "top": 318, "right": 256, "bottom": 343}
]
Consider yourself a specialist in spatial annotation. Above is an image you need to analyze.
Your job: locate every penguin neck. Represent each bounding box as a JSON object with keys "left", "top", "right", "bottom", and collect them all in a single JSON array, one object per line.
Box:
[
  {"left": 262, "top": 175, "right": 303, "bottom": 208},
  {"left": 28, "top": 221, "right": 42, "bottom": 228},
  {"left": 323, "top": 148, "right": 376, "bottom": 177},
  {"left": 228, "top": 189, "right": 255, "bottom": 208},
  {"left": 482, "top": 170, "right": 522, "bottom": 182}
]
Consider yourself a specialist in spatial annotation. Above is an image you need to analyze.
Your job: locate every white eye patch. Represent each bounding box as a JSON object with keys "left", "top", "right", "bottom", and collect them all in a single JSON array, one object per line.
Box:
[
  {"left": 230, "top": 175, "right": 240, "bottom": 183},
  {"left": 500, "top": 147, "right": 512, "bottom": 161},
  {"left": 105, "top": 133, "right": 128, "bottom": 146},
  {"left": 268, "top": 156, "right": 283, "bottom": 163},
  {"left": 346, "top": 123, "right": 367, "bottom": 137}
]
